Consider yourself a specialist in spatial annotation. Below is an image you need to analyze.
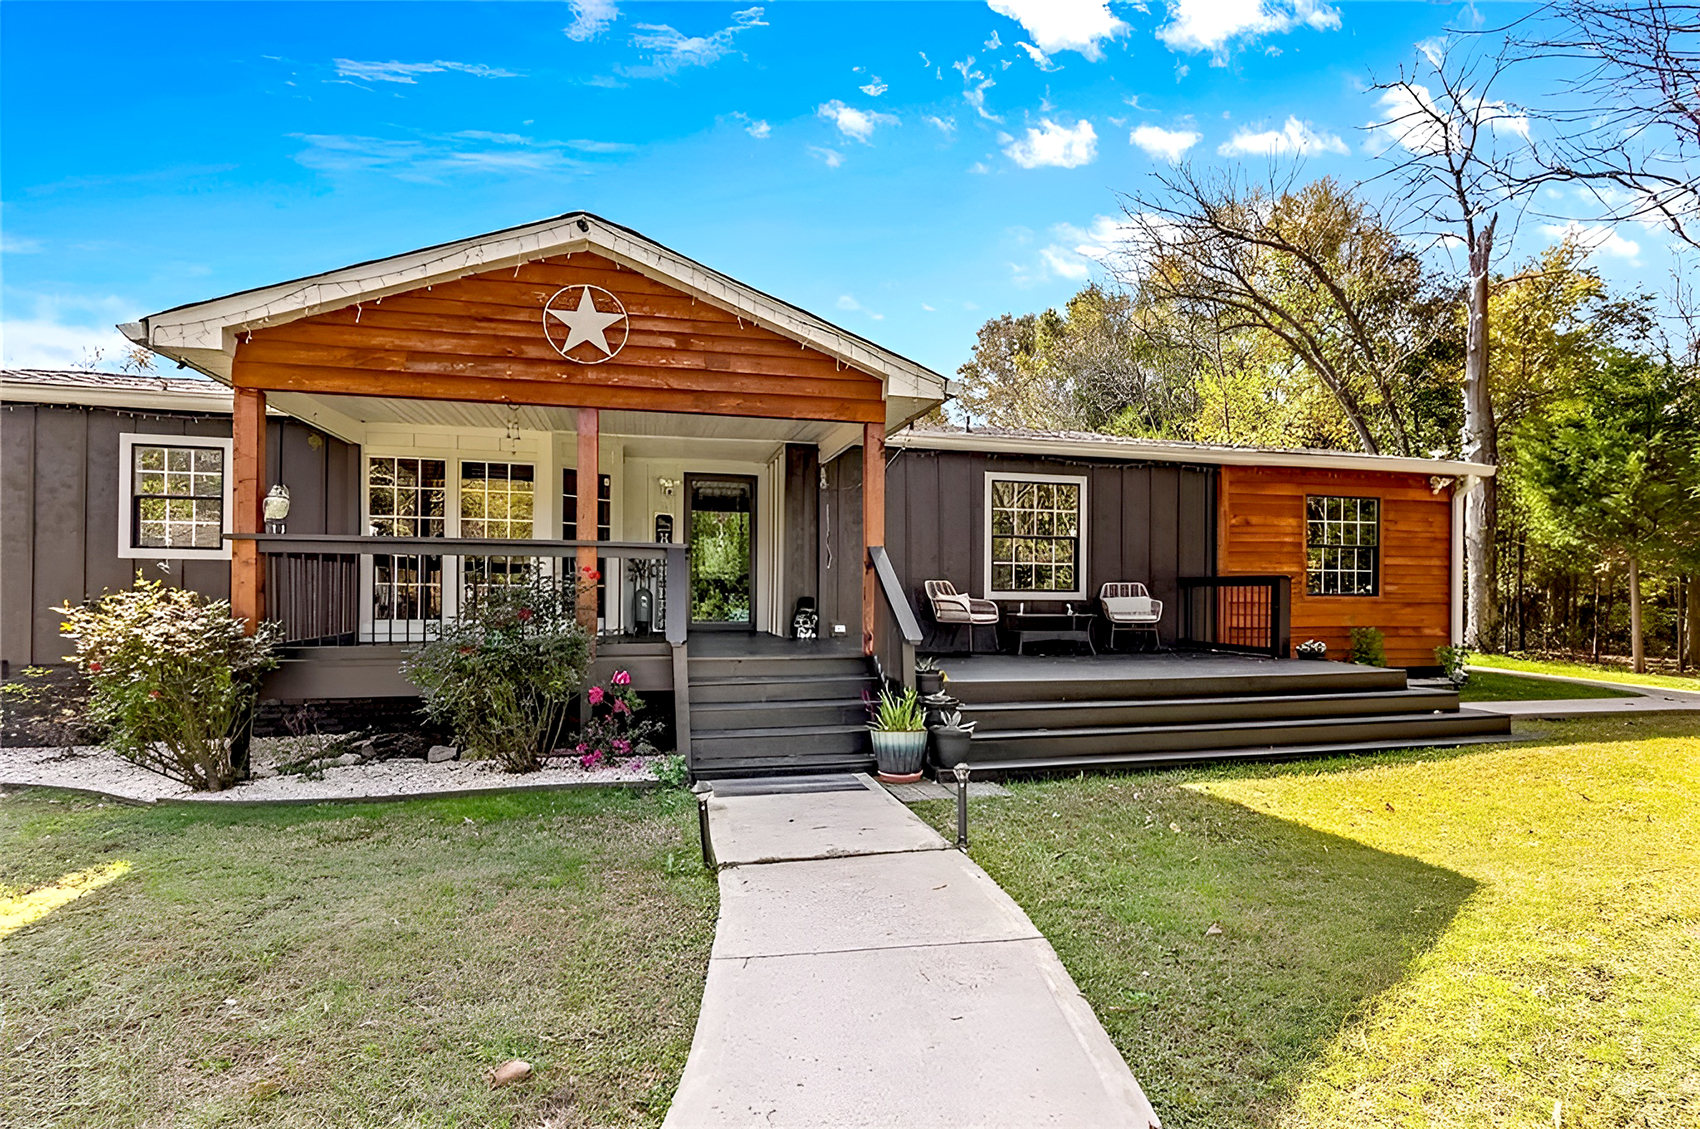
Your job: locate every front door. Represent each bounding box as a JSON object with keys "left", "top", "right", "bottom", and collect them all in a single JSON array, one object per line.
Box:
[{"left": 686, "top": 475, "right": 755, "bottom": 629}]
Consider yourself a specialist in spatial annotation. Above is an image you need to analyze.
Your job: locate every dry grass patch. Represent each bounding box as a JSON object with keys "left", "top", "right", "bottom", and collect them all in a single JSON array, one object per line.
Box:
[{"left": 0, "top": 786, "right": 716, "bottom": 1128}]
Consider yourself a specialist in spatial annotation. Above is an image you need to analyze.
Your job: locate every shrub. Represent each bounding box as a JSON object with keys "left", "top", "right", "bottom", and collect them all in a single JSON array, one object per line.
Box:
[
  {"left": 652, "top": 753, "right": 690, "bottom": 788},
  {"left": 571, "top": 669, "right": 664, "bottom": 770},
  {"left": 56, "top": 580, "right": 280, "bottom": 791},
  {"left": 1350, "top": 627, "right": 1387, "bottom": 667},
  {"left": 402, "top": 576, "right": 590, "bottom": 772},
  {"left": 1434, "top": 644, "right": 1472, "bottom": 687}
]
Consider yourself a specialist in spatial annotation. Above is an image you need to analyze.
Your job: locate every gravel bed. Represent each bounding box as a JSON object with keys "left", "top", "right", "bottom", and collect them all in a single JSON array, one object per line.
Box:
[{"left": 0, "top": 742, "right": 657, "bottom": 805}]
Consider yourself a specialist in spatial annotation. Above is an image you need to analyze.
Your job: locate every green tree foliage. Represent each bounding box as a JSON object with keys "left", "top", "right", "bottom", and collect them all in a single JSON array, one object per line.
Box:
[{"left": 1520, "top": 354, "right": 1700, "bottom": 670}]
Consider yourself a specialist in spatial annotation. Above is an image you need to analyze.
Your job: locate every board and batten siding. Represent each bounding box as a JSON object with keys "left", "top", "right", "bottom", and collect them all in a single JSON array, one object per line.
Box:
[
  {"left": 233, "top": 252, "right": 887, "bottom": 424},
  {"left": 0, "top": 403, "right": 358, "bottom": 670},
  {"left": 866, "top": 449, "right": 1216, "bottom": 643},
  {"left": 1217, "top": 464, "right": 1452, "bottom": 668}
]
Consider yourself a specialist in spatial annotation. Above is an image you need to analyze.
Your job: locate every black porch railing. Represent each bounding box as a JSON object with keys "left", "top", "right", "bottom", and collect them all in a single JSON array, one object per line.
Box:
[
  {"left": 1175, "top": 574, "right": 1292, "bottom": 659},
  {"left": 235, "top": 534, "right": 688, "bottom": 648},
  {"left": 869, "top": 545, "right": 924, "bottom": 689}
]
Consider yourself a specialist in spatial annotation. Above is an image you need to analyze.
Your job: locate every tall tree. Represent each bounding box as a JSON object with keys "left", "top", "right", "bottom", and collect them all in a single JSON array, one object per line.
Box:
[{"left": 1521, "top": 353, "right": 1700, "bottom": 670}]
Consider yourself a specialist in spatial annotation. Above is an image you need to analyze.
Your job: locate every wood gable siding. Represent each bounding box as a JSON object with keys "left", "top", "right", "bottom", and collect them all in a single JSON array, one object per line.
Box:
[
  {"left": 232, "top": 252, "right": 886, "bottom": 422},
  {"left": 1217, "top": 464, "right": 1451, "bottom": 667},
  {"left": 0, "top": 404, "right": 357, "bottom": 669}
]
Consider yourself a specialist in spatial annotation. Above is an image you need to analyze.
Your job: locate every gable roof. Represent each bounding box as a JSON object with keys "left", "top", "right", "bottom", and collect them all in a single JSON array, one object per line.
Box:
[
  {"left": 121, "top": 211, "right": 949, "bottom": 405},
  {"left": 894, "top": 424, "right": 1497, "bottom": 478}
]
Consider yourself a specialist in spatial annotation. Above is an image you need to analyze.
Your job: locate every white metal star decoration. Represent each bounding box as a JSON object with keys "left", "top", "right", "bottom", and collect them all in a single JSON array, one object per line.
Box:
[{"left": 543, "top": 285, "right": 629, "bottom": 363}]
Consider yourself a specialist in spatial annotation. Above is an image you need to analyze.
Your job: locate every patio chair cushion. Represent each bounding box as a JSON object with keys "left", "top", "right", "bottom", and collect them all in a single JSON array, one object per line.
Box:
[
  {"left": 1103, "top": 595, "right": 1159, "bottom": 623},
  {"left": 931, "top": 592, "right": 976, "bottom": 622}
]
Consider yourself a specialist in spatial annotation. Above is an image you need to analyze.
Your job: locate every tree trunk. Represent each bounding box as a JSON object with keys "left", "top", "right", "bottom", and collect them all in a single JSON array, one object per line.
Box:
[
  {"left": 1462, "top": 218, "right": 1500, "bottom": 652},
  {"left": 1591, "top": 571, "right": 1602, "bottom": 663},
  {"left": 1688, "top": 573, "right": 1700, "bottom": 671},
  {"left": 1629, "top": 557, "right": 1645, "bottom": 673}
]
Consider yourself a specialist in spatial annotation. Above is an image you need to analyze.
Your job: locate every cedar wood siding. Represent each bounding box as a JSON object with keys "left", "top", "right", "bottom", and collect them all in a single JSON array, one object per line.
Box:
[
  {"left": 1217, "top": 464, "right": 1451, "bottom": 668},
  {"left": 233, "top": 252, "right": 887, "bottom": 424},
  {"left": 817, "top": 448, "right": 1215, "bottom": 644},
  {"left": 0, "top": 403, "right": 357, "bottom": 670}
]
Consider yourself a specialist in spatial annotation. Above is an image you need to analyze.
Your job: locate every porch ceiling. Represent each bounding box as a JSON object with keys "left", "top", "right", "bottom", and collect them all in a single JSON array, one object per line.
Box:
[{"left": 267, "top": 390, "right": 853, "bottom": 448}]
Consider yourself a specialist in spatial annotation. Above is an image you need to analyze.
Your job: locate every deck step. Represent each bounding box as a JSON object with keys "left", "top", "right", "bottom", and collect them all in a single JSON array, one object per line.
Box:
[
  {"left": 691, "top": 697, "right": 871, "bottom": 729},
  {"left": 693, "top": 722, "right": 870, "bottom": 760},
  {"left": 688, "top": 672, "right": 879, "bottom": 704},
  {"left": 948, "top": 732, "right": 1517, "bottom": 778},
  {"left": 958, "top": 687, "right": 1460, "bottom": 730},
  {"left": 943, "top": 663, "right": 1408, "bottom": 705},
  {"left": 692, "top": 753, "right": 877, "bottom": 781},
  {"left": 965, "top": 709, "right": 1511, "bottom": 761},
  {"left": 688, "top": 654, "right": 871, "bottom": 679}
]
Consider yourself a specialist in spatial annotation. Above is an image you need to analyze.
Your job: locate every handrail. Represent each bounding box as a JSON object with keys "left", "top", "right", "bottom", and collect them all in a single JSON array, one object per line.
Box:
[
  {"left": 869, "top": 546, "right": 924, "bottom": 644},
  {"left": 1176, "top": 574, "right": 1292, "bottom": 659},
  {"left": 229, "top": 533, "right": 681, "bottom": 558}
]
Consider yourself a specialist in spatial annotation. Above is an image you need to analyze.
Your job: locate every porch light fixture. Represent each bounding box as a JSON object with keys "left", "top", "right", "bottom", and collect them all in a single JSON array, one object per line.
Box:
[
  {"left": 657, "top": 477, "right": 679, "bottom": 497},
  {"left": 263, "top": 484, "right": 292, "bottom": 533}
]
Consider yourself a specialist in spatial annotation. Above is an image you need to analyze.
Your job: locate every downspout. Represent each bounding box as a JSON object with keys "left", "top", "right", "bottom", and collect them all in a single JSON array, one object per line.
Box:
[{"left": 1451, "top": 475, "right": 1475, "bottom": 648}]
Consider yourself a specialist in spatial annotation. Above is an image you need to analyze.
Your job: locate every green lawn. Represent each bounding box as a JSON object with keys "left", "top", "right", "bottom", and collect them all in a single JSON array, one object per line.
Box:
[
  {"left": 0, "top": 786, "right": 717, "bottom": 1129},
  {"left": 1457, "top": 669, "right": 1639, "bottom": 702},
  {"left": 1472, "top": 653, "right": 1700, "bottom": 694},
  {"left": 915, "top": 716, "right": 1700, "bottom": 1128}
]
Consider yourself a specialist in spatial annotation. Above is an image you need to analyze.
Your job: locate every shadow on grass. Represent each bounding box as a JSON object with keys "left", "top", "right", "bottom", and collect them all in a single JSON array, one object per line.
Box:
[{"left": 917, "top": 777, "right": 1476, "bottom": 1128}]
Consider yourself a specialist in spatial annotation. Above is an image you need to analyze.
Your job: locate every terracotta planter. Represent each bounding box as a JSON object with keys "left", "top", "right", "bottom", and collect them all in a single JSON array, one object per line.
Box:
[{"left": 870, "top": 729, "right": 927, "bottom": 783}]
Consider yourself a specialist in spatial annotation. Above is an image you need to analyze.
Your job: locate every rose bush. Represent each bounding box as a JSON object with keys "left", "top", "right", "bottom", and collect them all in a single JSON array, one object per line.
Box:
[
  {"left": 56, "top": 580, "right": 280, "bottom": 791},
  {"left": 402, "top": 575, "right": 591, "bottom": 771},
  {"left": 570, "top": 670, "right": 663, "bottom": 770}
]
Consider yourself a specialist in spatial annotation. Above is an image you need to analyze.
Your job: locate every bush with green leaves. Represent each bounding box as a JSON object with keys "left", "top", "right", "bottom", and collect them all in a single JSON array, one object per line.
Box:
[
  {"left": 1435, "top": 644, "right": 1471, "bottom": 687},
  {"left": 56, "top": 580, "right": 280, "bottom": 791},
  {"left": 402, "top": 576, "right": 591, "bottom": 772},
  {"left": 1350, "top": 627, "right": 1387, "bottom": 667}
]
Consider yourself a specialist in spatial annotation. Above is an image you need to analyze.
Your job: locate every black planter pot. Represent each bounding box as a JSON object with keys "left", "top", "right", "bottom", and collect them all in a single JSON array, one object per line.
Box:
[
  {"left": 930, "top": 726, "right": 974, "bottom": 768},
  {"left": 922, "top": 692, "right": 960, "bottom": 730},
  {"left": 916, "top": 670, "right": 945, "bottom": 697}
]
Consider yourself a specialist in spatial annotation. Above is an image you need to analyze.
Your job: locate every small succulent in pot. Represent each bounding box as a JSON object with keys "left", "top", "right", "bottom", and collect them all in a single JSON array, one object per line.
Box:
[
  {"left": 915, "top": 656, "right": 945, "bottom": 696},
  {"left": 922, "top": 690, "right": 960, "bottom": 729},
  {"left": 929, "top": 709, "right": 976, "bottom": 769},
  {"left": 1296, "top": 639, "right": 1328, "bottom": 660}
]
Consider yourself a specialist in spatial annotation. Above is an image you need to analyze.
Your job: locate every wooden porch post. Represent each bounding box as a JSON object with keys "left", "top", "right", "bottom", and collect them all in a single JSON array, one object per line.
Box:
[
  {"left": 862, "top": 421, "right": 885, "bottom": 657},
  {"left": 576, "top": 407, "right": 600, "bottom": 637},
  {"left": 231, "top": 386, "right": 266, "bottom": 632}
]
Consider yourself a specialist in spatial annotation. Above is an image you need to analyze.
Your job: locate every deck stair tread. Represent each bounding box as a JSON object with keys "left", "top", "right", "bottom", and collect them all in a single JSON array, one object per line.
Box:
[
  {"left": 976, "top": 707, "right": 1507, "bottom": 742},
  {"left": 962, "top": 687, "right": 1455, "bottom": 715},
  {"left": 689, "top": 673, "right": 876, "bottom": 688},
  {"left": 953, "top": 733, "right": 1517, "bottom": 776},
  {"left": 694, "top": 722, "right": 869, "bottom": 740}
]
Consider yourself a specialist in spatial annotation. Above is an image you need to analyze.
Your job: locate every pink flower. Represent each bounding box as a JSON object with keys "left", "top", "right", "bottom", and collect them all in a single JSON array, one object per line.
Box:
[
  {"left": 148, "top": 689, "right": 161, "bottom": 699},
  {"left": 612, "top": 738, "right": 631, "bottom": 755},
  {"left": 611, "top": 699, "right": 629, "bottom": 715},
  {"left": 579, "top": 750, "right": 605, "bottom": 770},
  {"left": 611, "top": 670, "right": 631, "bottom": 686},
  {"left": 587, "top": 685, "right": 605, "bottom": 706},
  {"left": 516, "top": 607, "right": 534, "bottom": 621}
]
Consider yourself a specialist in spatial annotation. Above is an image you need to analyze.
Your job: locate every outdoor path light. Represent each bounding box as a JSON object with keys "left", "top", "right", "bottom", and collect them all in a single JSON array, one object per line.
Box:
[{"left": 953, "top": 761, "right": 970, "bottom": 851}]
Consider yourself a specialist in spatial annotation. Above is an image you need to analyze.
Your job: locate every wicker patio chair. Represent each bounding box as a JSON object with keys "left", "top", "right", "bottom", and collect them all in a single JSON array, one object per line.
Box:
[
  {"left": 924, "top": 579, "right": 1000, "bottom": 653},
  {"left": 1099, "top": 582, "right": 1163, "bottom": 651}
]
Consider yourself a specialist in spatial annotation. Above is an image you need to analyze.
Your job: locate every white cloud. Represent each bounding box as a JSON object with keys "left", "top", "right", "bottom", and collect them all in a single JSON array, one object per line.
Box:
[
  {"left": 1, "top": 294, "right": 141, "bottom": 371},
  {"left": 565, "top": 0, "right": 618, "bottom": 42},
  {"left": 1217, "top": 115, "right": 1346, "bottom": 156},
  {"left": 1130, "top": 124, "right": 1201, "bottom": 161},
  {"left": 809, "top": 146, "right": 845, "bottom": 168},
  {"left": 1016, "top": 42, "right": 1061, "bottom": 71},
  {"left": 628, "top": 7, "right": 766, "bottom": 76},
  {"left": 1054, "top": 215, "right": 1137, "bottom": 260},
  {"left": 728, "top": 111, "right": 771, "bottom": 138},
  {"left": 925, "top": 115, "right": 957, "bottom": 136},
  {"left": 859, "top": 76, "right": 888, "bottom": 96},
  {"left": 1040, "top": 246, "right": 1093, "bottom": 280},
  {"left": 954, "top": 56, "right": 1002, "bottom": 121},
  {"left": 2, "top": 233, "right": 43, "bottom": 254},
  {"left": 986, "top": 30, "right": 1002, "bottom": 50},
  {"left": 1369, "top": 83, "right": 1529, "bottom": 157},
  {"left": 836, "top": 294, "right": 884, "bottom": 320},
  {"left": 1003, "top": 119, "right": 1098, "bottom": 168},
  {"left": 988, "top": 0, "right": 1128, "bottom": 61},
  {"left": 332, "top": 59, "right": 519, "bottom": 83},
  {"left": 291, "top": 130, "right": 605, "bottom": 181},
  {"left": 1541, "top": 220, "right": 1642, "bottom": 263},
  {"left": 1157, "top": 0, "right": 1340, "bottom": 61},
  {"left": 817, "top": 100, "right": 899, "bottom": 143}
]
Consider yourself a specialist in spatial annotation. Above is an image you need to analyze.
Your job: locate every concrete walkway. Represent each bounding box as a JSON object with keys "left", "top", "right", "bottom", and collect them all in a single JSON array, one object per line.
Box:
[
  {"left": 1465, "top": 665, "right": 1700, "bottom": 719},
  {"left": 664, "top": 775, "right": 1160, "bottom": 1128}
]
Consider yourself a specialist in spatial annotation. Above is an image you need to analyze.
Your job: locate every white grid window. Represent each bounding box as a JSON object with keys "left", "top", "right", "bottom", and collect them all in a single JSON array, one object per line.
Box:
[
  {"left": 118, "top": 435, "right": 233, "bottom": 560},
  {"left": 461, "top": 461, "right": 535, "bottom": 591},
  {"left": 368, "top": 457, "right": 446, "bottom": 623},
  {"left": 1306, "top": 496, "right": 1380, "bottom": 596},
  {"left": 985, "top": 474, "right": 1086, "bottom": 599}
]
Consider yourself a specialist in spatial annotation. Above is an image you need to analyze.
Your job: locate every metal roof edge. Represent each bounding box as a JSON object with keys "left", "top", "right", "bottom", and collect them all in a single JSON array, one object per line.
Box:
[{"left": 890, "top": 428, "right": 1497, "bottom": 478}]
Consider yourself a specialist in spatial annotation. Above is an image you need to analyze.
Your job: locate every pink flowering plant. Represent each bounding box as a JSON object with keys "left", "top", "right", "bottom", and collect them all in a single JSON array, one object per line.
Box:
[
  {"left": 403, "top": 574, "right": 590, "bottom": 772},
  {"left": 566, "top": 669, "right": 662, "bottom": 770}
]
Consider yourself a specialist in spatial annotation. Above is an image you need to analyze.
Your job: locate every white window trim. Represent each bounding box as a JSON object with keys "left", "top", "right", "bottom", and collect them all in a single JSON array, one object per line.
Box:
[
  {"left": 983, "top": 471, "right": 1088, "bottom": 601},
  {"left": 117, "top": 433, "right": 234, "bottom": 560}
]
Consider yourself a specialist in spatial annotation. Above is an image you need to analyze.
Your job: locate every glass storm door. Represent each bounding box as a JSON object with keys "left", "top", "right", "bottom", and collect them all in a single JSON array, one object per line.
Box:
[
  {"left": 366, "top": 457, "right": 446, "bottom": 640},
  {"left": 686, "top": 475, "right": 755, "bottom": 628}
]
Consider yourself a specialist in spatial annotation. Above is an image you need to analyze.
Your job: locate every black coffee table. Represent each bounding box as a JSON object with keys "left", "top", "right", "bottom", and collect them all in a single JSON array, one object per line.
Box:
[{"left": 1005, "top": 611, "right": 1097, "bottom": 655}]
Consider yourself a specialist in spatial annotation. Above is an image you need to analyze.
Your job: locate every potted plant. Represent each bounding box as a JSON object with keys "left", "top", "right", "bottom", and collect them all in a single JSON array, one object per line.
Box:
[
  {"left": 915, "top": 656, "right": 945, "bottom": 697},
  {"left": 922, "top": 690, "right": 959, "bottom": 730},
  {"left": 868, "top": 686, "right": 928, "bottom": 783},
  {"left": 1296, "top": 639, "right": 1328, "bottom": 660},
  {"left": 929, "top": 709, "right": 976, "bottom": 769}
]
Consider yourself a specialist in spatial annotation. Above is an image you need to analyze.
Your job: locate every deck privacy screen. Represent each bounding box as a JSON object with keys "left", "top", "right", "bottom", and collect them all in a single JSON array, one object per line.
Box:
[
  {"left": 989, "top": 476, "right": 1082, "bottom": 595},
  {"left": 1305, "top": 495, "right": 1379, "bottom": 596}
]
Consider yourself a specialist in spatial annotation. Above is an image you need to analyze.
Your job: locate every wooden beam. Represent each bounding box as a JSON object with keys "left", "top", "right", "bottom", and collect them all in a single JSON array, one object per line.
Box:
[
  {"left": 862, "top": 421, "right": 885, "bottom": 657},
  {"left": 577, "top": 407, "right": 599, "bottom": 638},
  {"left": 231, "top": 386, "right": 266, "bottom": 632}
]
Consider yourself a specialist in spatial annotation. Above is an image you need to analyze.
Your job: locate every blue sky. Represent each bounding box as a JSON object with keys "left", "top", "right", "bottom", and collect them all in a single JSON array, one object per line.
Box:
[{"left": 1, "top": 1, "right": 1678, "bottom": 377}]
